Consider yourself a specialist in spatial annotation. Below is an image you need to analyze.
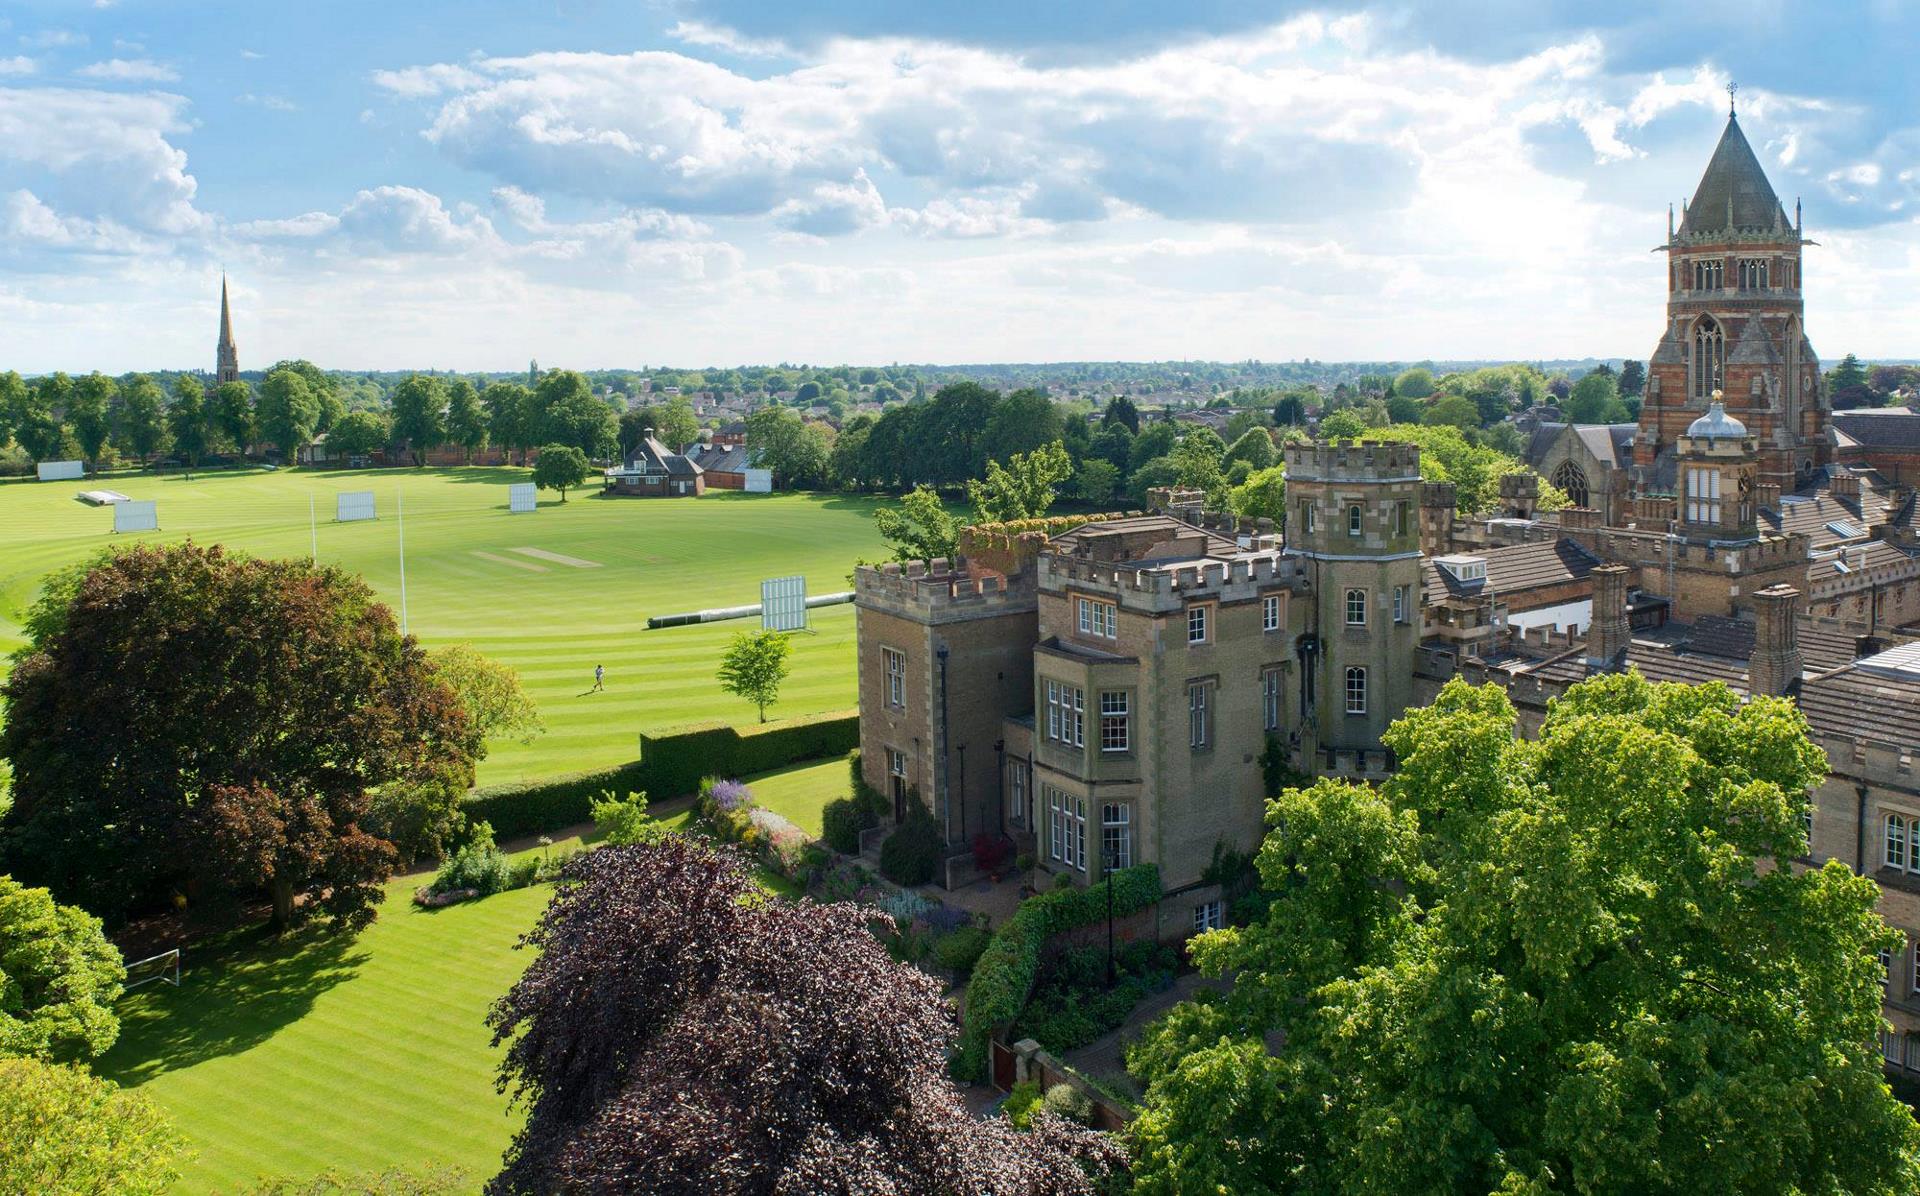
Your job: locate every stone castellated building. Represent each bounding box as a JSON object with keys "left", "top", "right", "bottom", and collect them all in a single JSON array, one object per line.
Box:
[
  {"left": 856, "top": 444, "right": 1426, "bottom": 936},
  {"left": 1637, "top": 105, "right": 1829, "bottom": 492},
  {"left": 215, "top": 275, "right": 239, "bottom": 385}
]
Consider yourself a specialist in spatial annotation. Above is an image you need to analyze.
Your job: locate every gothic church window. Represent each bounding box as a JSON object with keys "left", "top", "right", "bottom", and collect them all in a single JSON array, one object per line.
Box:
[
  {"left": 1551, "top": 461, "right": 1589, "bottom": 509},
  {"left": 1691, "top": 316, "right": 1724, "bottom": 399},
  {"left": 1737, "top": 258, "right": 1769, "bottom": 290},
  {"left": 1692, "top": 258, "right": 1724, "bottom": 291}
]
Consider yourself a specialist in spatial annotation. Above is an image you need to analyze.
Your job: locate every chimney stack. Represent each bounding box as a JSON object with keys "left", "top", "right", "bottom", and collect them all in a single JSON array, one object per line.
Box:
[
  {"left": 1420, "top": 481, "right": 1456, "bottom": 555},
  {"left": 1748, "top": 584, "right": 1803, "bottom": 697},
  {"left": 1499, "top": 473, "right": 1540, "bottom": 520},
  {"left": 1830, "top": 469, "right": 1861, "bottom": 502},
  {"left": 1586, "top": 563, "right": 1631, "bottom": 673},
  {"left": 1755, "top": 481, "right": 1781, "bottom": 513}
]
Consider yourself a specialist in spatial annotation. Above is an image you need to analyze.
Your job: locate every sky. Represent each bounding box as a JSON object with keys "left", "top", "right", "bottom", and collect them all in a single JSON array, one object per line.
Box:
[{"left": 4, "top": 0, "right": 1920, "bottom": 373}]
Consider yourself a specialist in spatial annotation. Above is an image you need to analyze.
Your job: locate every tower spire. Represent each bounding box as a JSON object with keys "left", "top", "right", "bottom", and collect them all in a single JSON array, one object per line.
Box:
[
  {"left": 1727, "top": 80, "right": 1738, "bottom": 118},
  {"left": 215, "top": 274, "right": 240, "bottom": 385}
]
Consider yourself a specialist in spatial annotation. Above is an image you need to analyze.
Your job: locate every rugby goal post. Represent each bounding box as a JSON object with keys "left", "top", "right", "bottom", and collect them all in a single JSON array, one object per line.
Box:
[
  {"left": 37, "top": 460, "right": 85, "bottom": 482},
  {"left": 124, "top": 947, "right": 181, "bottom": 991},
  {"left": 508, "top": 482, "right": 537, "bottom": 513},
  {"left": 761, "top": 575, "right": 808, "bottom": 632},
  {"left": 113, "top": 500, "right": 158, "bottom": 533},
  {"left": 337, "top": 490, "right": 377, "bottom": 522}
]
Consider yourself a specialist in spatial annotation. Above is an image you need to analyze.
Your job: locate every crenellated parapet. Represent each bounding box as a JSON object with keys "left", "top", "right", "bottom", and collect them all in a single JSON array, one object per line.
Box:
[
  {"left": 1818, "top": 733, "right": 1917, "bottom": 787},
  {"left": 1284, "top": 440, "right": 1421, "bottom": 481},
  {"left": 1037, "top": 549, "right": 1306, "bottom": 613},
  {"left": 854, "top": 557, "right": 1038, "bottom": 624}
]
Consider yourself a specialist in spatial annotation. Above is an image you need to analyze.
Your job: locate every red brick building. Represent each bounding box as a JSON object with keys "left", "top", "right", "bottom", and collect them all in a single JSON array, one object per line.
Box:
[{"left": 1636, "top": 107, "right": 1830, "bottom": 493}]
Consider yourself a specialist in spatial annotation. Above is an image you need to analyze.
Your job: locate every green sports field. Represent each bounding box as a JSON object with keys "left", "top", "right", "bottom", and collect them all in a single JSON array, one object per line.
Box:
[{"left": 0, "top": 467, "right": 886, "bottom": 784}]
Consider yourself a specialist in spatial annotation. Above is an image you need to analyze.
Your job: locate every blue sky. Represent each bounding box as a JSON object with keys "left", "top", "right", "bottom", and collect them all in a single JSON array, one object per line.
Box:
[{"left": 4, "top": 0, "right": 1920, "bottom": 372}]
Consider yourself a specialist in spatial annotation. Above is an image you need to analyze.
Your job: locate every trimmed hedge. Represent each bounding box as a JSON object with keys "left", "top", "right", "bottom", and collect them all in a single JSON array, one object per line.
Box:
[
  {"left": 879, "top": 804, "right": 942, "bottom": 886},
  {"left": 952, "top": 863, "right": 1161, "bottom": 1081},
  {"left": 462, "top": 709, "right": 857, "bottom": 841}
]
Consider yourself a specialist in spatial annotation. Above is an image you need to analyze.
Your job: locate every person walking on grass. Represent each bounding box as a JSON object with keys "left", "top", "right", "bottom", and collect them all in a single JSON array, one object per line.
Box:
[{"left": 592, "top": 663, "right": 605, "bottom": 692}]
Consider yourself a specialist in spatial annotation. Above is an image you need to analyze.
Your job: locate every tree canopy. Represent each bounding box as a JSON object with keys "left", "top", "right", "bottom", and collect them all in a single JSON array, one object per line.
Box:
[
  {"left": 487, "top": 838, "right": 1122, "bottom": 1195},
  {"left": 531, "top": 444, "right": 590, "bottom": 502},
  {"left": 0, "top": 543, "right": 478, "bottom": 931},
  {"left": 0, "top": 1057, "right": 184, "bottom": 1194},
  {"left": 873, "top": 485, "right": 961, "bottom": 563},
  {"left": 967, "top": 441, "right": 1074, "bottom": 523},
  {"left": 1128, "top": 674, "right": 1920, "bottom": 1195},
  {"left": 0, "top": 876, "right": 124, "bottom": 1062},
  {"left": 716, "top": 629, "right": 792, "bottom": 723}
]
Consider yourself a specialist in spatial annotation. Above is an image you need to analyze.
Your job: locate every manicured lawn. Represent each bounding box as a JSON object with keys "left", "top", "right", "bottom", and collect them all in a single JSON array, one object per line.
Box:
[
  {"left": 0, "top": 468, "right": 886, "bottom": 784},
  {"left": 95, "top": 768, "right": 837, "bottom": 1192},
  {"left": 746, "top": 757, "right": 854, "bottom": 838}
]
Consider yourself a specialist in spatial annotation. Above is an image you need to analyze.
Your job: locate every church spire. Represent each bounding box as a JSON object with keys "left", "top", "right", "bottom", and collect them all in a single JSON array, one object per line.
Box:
[{"left": 216, "top": 274, "right": 240, "bottom": 385}]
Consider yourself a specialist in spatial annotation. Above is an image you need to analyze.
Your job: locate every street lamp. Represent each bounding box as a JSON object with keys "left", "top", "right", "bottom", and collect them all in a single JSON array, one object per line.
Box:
[{"left": 1103, "top": 844, "right": 1117, "bottom": 988}]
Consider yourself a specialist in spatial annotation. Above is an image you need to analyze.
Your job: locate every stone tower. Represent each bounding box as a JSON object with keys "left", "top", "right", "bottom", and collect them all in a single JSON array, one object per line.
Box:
[
  {"left": 1282, "top": 440, "right": 1425, "bottom": 772},
  {"left": 215, "top": 275, "right": 239, "bottom": 385},
  {"left": 1637, "top": 105, "right": 1828, "bottom": 492}
]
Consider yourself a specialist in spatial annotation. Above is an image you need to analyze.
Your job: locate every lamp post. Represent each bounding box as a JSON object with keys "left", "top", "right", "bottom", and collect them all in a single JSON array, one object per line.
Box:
[{"left": 1104, "top": 844, "right": 1117, "bottom": 988}]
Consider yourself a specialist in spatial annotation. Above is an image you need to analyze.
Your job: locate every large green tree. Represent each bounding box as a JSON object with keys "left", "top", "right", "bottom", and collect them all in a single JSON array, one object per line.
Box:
[
  {"left": 118, "top": 374, "right": 170, "bottom": 463},
  {"left": 483, "top": 381, "right": 535, "bottom": 465},
  {"left": 982, "top": 388, "right": 1066, "bottom": 463},
  {"left": 324, "top": 410, "right": 390, "bottom": 459},
  {"left": 211, "top": 380, "right": 255, "bottom": 455},
  {"left": 743, "top": 405, "right": 830, "bottom": 488},
  {"left": 1128, "top": 675, "right": 1920, "bottom": 1195},
  {"left": 15, "top": 374, "right": 70, "bottom": 462},
  {"left": 531, "top": 443, "right": 590, "bottom": 502},
  {"left": 0, "top": 543, "right": 478, "bottom": 931},
  {"left": 269, "top": 360, "right": 342, "bottom": 433},
  {"left": 966, "top": 441, "right": 1073, "bottom": 522},
  {"left": 0, "top": 876, "right": 124, "bottom": 1061},
  {"left": 540, "top": 385, "right": 618, "bottom": 460},
  {"left": 444, "top": 378, "right": 488, "bottom": 464},
  {"left": 1566, "top": 369, "right": 1627, "bottom": 423},
  {"left": 68, "top": 373, "right": 117, "bottom": 470},
  {"left": 389, "top": 374, "right": 447, "bottom": 466},
  {"left": 0, "top": 1057, "right": 183, "bottom": 1194},
  {"left": 651, "top": 396, "right": 700, "bottom": 454},
  {"left": 256, "top": 368, "right": 321, "bottom": 459},
  {"left": 168, "top": 374, "right": 209, "bottom": 468},
  {"left": 873, "top": 485, "right": 960, "bottom": 563}
]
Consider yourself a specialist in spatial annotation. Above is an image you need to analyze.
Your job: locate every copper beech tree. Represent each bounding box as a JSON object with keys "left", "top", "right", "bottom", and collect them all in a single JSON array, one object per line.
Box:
[
  {"left": 486, "top": 838, "right": 1124, "bottom": 1195},
  {"left": 0, "top": 543, "right": 478, "bottom": 931}
]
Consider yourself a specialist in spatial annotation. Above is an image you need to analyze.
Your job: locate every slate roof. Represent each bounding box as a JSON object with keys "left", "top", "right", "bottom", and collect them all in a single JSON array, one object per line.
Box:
[
  {"left": 1797, "top": 666, "right": 1920, "bottom": 747},
  {"left": 1761, "top": 471, "right": 1899, "bottom": 548},
  {"left": 1422, "top": 538, "right": 1599, "bottom": 603},
  {"left": 690, "top": 444, "right": 752, "bottom": 473},
  {"left": 1833, "top": 409, "right": 1920, "bottom": 449},
  {"left": 1681, "top": 613, "right": 1877, "bottom": 674},
  {"left": 1523, "top": 422, "right": 1566, "bottom": 468},
  {"left": 1679, "top": 114, "right": 1792, "bottom": 236},
  {"left": 624, "top": 436, "right": 703, "bottom": 477},
  {"left": 1573, "top": 424, "right": 1637, "bottom": 469}
]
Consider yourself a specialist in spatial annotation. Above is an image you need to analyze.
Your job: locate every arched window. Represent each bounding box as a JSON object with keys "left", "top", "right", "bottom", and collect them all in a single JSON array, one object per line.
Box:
[
  {"left": 1344, "top": 588, "right": 1367, "bottom": 626},
  {"left": 1691, "top": 316, "right": 1724, "bottom": 399},
  {"left": 1551, "top": 461, "right": 1589, "bottom": 508},
  {"left": 1344, "top": 667, "right": 1368, "bottom": 714},
  {"left": 1347, "top": 504, "right": 1364, "bottom": 537}
]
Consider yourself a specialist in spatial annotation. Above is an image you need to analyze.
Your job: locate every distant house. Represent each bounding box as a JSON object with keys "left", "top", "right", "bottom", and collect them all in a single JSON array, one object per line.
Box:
[
  {"left": 604, "top": 436, "right": 705, "bottom": 497},
  {"left": 711, "top": 421, "right": 748, "bottom": 448}
]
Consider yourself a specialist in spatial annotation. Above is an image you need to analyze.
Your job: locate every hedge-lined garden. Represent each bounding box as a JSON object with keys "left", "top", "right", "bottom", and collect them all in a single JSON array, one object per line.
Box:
[
  {"left": 463, "top": 709, "right": 857, "bottom": 840},
  {"left": 953, "top": 864, "right": 1161, "bottom": 1080}
]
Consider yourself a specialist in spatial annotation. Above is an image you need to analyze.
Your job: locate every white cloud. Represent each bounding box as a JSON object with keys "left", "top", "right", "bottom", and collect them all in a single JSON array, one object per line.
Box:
[
  {"left": 0, "top": 55, "right": 33, "bottom": 75},
  {"left": 77, "top": 58, "right": 179, "bottom": 83},
  {"left": 0, "top": 87, "right": 203, "bottom": 236},
  {"left": 667, "top": 20, "right": 793, "bottom": 59},
  {"left": 19, "top": 29, "right": 85, "bottom": 50},
  {"left": 241, "top": 49, "right": 264, "bottom": 60},
  {"left": 237, "top": 92, "right": 298, "bottom": 111},
  {"left": 774, "top": 171, "right": 887, "bottom": 236}
]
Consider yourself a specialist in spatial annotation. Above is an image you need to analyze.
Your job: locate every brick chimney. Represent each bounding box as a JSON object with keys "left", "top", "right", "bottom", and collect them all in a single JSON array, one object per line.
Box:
[
  {"left": 1748, "top": 584, "right": 1803, "bottom": 697},
  {"left": 1755, "top": 481, "right": 1782, "bottom": 513},
  {"left": 1586, "top": 563, "right": 1631, "bottom": 672},
  {"left": 1830, "top": 469, "right": 1861, "bottom": 502}
]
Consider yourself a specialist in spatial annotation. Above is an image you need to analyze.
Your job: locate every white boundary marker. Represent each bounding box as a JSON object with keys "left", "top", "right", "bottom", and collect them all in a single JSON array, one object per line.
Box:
[
  {"left": 337, "top": 490, "right": 376, "bottom": 522},
  {"left": 508, "top": 482, "right": 537, "bottom": 513},
  {"left": 761, "top": 574, "right": 808, "bottom": 632},
  {"left": 113, "top": 500, "right": 158, "bottom": 533}
]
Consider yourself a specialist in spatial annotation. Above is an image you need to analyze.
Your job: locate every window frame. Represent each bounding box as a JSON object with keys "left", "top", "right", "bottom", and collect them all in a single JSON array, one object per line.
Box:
[
  {"left": 1099, "top": 690, "right": 1130, "bottom": 753},
  {"left": 1392, "top": 584, "right": 1410, "bottom": 625},
  {"left": 1345, "top": 587, "right": 1368, "bottom": 627},
  {"left": 1262, "top": 593, "right": 1281, "bottom": 632},
  {"left": 1345, "top": 666, "right": 1368, "bottom": 715},
  {"left": 1192, "top": 899, "right": 1225, "bottom": 932},
  {"left": 1102, "top": 803, "right": 1132, "bottom": 871},
  {"left": 1261, "top": 665, "right": 1282, "bottom": 731},
  {"left": 1047, "top": 787, "right": 1087, "bottom": 872},
  {"left": 1007, "top": 759, "right": 1027, "bottom": 829},
  {"left": 882, "top": 646, "right": 906, "bottom": 708},
  {"left": 1186, "top": 603, "right": 1210, "bottom": 645},
  {"left": 1347, "top": 503, "right": 1364, "bottom": 538},
  {"left": 1077, "top": 595, "right": 1117, "bottom": 639},
  {"left": 1188, "top": 680, "right": 1211, "bottom": 749}
]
